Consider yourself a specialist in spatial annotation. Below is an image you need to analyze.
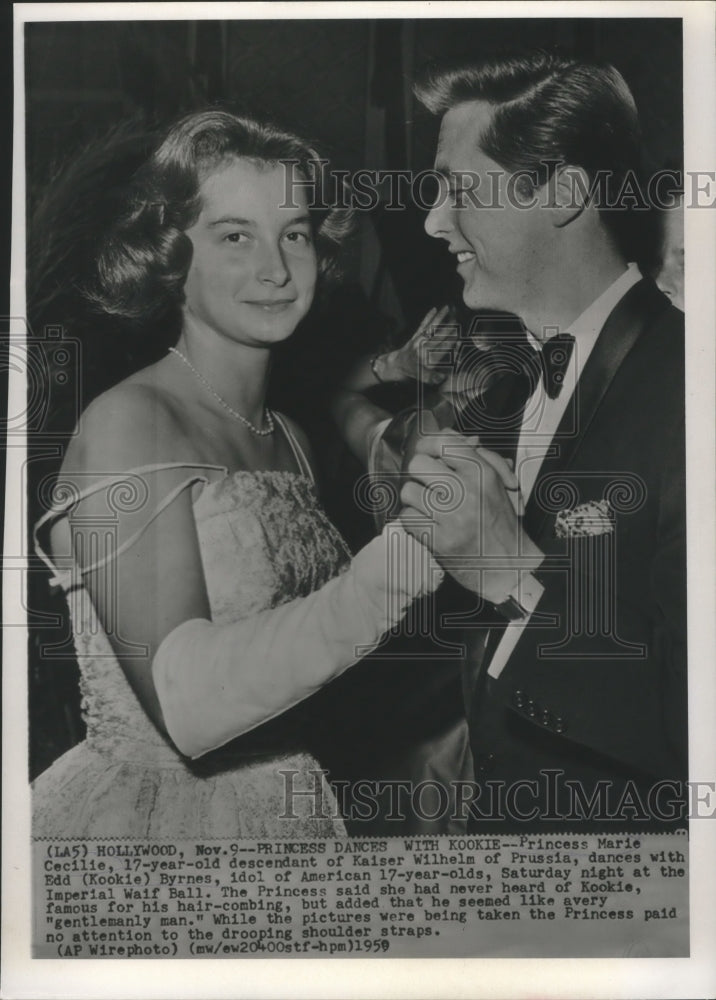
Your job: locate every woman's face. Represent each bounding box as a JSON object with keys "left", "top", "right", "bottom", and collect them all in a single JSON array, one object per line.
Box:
[{"left": 182, "top": 158, "right": 318, "bottom": 347}]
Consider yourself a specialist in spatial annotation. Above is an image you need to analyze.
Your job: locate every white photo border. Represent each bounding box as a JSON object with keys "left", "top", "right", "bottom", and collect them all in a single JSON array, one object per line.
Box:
[{"left": 4, "top": 2, "right": 715, "bottom": 998}]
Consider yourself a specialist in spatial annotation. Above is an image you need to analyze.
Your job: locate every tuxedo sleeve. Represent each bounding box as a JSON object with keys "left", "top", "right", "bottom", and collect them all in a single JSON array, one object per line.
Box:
[{"left": 495, "top": 445, "right": 688, "bottom": 784}]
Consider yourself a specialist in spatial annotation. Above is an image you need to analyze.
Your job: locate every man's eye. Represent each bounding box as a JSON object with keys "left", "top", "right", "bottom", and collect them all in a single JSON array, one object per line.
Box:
[{"left": 223, "top": 232, "right": 249, "bottom": 244}]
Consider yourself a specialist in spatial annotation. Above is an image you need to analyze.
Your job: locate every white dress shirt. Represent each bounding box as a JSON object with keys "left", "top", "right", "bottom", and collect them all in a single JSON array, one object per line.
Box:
[{"left": 487, "top": 263, "right": 642, "bottom": 678}]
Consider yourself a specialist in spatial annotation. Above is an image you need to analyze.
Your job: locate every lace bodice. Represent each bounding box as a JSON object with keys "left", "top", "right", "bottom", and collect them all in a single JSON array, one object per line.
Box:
[
  {"left": 40, "top": 466, "right": 351, "bottom": 764},
  {"left": 195, "top": 471, "right": 350, "bottom": 625}
]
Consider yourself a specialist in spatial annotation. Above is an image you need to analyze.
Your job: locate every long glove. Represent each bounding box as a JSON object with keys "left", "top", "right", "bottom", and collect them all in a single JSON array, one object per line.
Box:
[{"left": 152, "top": 522, "right": 443, "bottom": 758}]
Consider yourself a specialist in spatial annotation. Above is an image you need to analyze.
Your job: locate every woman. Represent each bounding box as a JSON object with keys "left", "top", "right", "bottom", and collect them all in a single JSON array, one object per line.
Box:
[{"left": 32, "top": 110, "right": 443, "bottom": 839}]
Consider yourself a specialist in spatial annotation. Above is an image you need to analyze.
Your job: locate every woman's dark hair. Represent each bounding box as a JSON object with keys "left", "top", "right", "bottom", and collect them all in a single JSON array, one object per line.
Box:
[
  {"left": 415, "top": 50, "right": 644, "bottom": 257},
  {"left": 88, "top": 109, "right": 353, "bottom": 322}
]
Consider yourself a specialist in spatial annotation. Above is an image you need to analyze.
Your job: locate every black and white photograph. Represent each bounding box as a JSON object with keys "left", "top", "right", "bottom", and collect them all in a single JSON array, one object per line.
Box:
[{"left": 3, "top": 1, "right": 716, "bottom": 996}]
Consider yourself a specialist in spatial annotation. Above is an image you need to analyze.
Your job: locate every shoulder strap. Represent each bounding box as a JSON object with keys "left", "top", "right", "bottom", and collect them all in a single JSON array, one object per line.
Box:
[
  {"left": 34, "top": 462, "right": 228, "bottom": 586},
  {"left": 273, "top": 412, "right": 314, "bottom": 484}
]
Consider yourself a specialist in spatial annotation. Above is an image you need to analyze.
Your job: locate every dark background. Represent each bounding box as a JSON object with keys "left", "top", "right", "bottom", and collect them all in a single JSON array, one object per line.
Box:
[{"left": 25, "top": 16, "right": 683, "bottom": 782}]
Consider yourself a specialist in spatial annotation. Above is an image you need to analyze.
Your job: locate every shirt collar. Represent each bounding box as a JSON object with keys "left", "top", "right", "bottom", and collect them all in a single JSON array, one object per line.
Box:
[
  {"left": 527, "top": 263, "right": 642, "bottom": 350},
  {"left": 569, "top": 262, "right": 642, "bottom": 341}
]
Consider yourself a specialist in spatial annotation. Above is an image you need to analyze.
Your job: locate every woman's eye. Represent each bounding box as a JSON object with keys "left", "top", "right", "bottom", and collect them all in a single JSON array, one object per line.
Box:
[{"left": 283, "top": 231, "right": 312, "bottom": 246}]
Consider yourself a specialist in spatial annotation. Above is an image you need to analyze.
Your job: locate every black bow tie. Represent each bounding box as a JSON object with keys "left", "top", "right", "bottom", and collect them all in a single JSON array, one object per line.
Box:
[{"left": 537, "top": 333, "right": 575, "bottom": 399}]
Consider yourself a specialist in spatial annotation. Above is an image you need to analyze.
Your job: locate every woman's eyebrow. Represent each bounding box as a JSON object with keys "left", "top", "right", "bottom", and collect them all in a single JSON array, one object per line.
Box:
[
  {"left": 208, "top": 216, "right": 255, "bottom": 227},
  {"left": 207, "top": 213, "right": 312, "bottom": 228},
  {"left": 282, "top": 214, "right": 311, "bottom": 227}
]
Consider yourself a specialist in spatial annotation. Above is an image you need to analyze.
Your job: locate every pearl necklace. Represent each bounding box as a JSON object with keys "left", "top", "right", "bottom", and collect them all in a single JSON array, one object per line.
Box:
[{"left": 168, "top": 347, "right": 275, "bottom": 436}]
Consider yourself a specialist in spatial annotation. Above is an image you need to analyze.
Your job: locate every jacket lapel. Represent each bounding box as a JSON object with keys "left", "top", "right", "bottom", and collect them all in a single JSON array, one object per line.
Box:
[{"left": 523, "top": 278, "right": 672, "bottom": 543}]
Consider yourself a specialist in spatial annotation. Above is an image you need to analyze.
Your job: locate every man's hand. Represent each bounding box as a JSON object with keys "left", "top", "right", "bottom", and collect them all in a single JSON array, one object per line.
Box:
[{"left": 399, "top": 429, "right": 544, "bottom": 604}]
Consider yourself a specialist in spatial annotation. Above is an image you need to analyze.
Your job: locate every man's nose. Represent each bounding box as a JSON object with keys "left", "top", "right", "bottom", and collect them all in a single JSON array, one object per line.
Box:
[
  {"left": 424, "top": 183, "right": 454, "bottom": 241},
  {"left": 256, "top": 242, "right": 290, "bottom": 285}
]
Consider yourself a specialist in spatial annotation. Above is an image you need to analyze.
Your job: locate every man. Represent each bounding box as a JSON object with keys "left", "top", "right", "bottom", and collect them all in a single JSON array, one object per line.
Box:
[{"left": 342, "top": 51, "right": 686, "bottom": 832}]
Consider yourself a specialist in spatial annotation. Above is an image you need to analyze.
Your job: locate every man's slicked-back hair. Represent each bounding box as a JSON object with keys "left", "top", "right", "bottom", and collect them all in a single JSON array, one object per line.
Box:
[{"left": 415, "top": 50, "right": 643, "bottom": 255}]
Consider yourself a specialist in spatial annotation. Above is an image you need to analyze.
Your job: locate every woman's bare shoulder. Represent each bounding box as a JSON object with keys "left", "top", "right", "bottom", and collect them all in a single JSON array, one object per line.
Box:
[{"left": 62, "top": 371, "right": 194, "bottom": 478}]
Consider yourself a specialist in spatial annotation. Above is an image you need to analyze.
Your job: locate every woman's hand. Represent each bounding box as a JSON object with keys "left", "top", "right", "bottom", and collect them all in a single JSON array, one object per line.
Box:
[{"left": 372, "top": 305, "right": 455, "bottom": 385}]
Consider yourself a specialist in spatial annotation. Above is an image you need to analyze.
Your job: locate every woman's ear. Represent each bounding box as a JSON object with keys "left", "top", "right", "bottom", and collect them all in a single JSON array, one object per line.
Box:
[{"left": 550, "top": 164, "right": 591, "bottom": 228}]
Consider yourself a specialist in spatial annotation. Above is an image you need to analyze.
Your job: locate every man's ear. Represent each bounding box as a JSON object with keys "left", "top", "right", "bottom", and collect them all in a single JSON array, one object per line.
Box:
[{"left": 549, "top": 165, "right": 591, "bottom": 228}]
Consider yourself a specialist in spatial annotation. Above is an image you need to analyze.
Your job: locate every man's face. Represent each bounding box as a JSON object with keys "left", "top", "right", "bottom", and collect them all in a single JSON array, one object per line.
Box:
[{"left": 425, "top": 101, "right": 551, "bottom": 322}]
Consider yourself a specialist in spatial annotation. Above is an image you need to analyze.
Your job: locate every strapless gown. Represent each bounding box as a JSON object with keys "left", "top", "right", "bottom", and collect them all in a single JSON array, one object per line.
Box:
[{"left": 32, "top": 468, "right": 351, "bottom": 839}]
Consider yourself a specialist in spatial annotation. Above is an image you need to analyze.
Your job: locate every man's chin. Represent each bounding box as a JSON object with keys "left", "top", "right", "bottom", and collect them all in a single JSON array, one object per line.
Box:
[{"left": 461, "top": 282, "right": 501, "bottom": 315}]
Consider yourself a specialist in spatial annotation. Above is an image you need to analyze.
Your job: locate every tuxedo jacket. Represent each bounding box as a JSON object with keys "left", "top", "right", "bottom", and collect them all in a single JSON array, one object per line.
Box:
[{"left": 462, "top": 278, "right": 687, "bottom": 831}]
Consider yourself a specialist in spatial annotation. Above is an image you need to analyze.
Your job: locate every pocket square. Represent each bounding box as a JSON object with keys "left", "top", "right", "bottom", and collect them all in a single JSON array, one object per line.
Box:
[{"left": 555, "top": 499, "right": 615, "bottom": 538}]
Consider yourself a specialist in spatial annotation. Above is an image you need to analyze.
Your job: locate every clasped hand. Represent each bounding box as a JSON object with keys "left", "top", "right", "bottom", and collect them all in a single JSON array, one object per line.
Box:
[{"left": 399, "top": 429, "right": 544, "bottom": 604}]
